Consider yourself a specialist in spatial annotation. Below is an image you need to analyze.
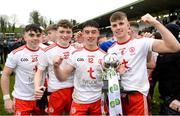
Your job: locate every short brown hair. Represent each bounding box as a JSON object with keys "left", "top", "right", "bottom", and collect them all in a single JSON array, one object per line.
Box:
[
  {"left": 57, "top": 19, "right": 73, "bottom": 29},
  {"left": 110, "top": 11, "right": 127, "bottom": 22},
  {"left": 46, "top": 24, "right": 57, "bottom": 31}
]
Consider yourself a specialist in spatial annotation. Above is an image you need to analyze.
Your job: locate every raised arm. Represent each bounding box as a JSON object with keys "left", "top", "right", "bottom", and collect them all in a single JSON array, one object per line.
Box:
[
  {"left": 53, "top": 55, "right": 74, "bottom": 81},
  {"left": 141, "top": 14, "right": 180, "bottom": 53}
]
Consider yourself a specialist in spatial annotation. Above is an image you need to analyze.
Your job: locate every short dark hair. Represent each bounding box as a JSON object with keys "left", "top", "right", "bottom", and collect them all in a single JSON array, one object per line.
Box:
[
  {"left": 25, "top": 24, "right": 42, "bottom": 33},
  {"left": 82, "top": 20, "right": 99, "bottom": 29},
  {"left": 110, "top": 11, "right": 127, "bottom": 22},
  {"left": 57, "top": 19, "right": 73, "bottom": 29}
]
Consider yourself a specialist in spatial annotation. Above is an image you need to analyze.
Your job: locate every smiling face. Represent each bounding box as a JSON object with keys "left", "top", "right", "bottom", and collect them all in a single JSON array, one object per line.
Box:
[
  {"left": 82, "top": 26, "right": 99, "bottom": 47},
  {"left": 110, "top": 19, "right": 129, "bottom": 40},
  {"left": 24, "top": 31, "right": 42, "bottom": 50},
  {"left": 110, "top": 11, "right": 130, "bottom": 40},
  {"left": 56, "top": 26, "right": 72, "bottom": 46}
]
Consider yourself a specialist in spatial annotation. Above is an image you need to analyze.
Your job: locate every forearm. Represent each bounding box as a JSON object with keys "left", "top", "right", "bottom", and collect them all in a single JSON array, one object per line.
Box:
[
  {"left": 155, "top": 22, "right": 180, "bottom": 52},
  {"left": 53, "top": 66, "right": 67, "bottom": 81},
  {"left": 34, "top": 70, "right": 43, "bottom": 89},
  {"left": 1, "top": 74, "right": 10, "bottom": 96}
]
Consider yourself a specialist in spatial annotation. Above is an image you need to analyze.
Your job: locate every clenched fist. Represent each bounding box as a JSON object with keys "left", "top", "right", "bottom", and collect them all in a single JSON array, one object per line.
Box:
[{"left": 53, "top": 55, "right": 64, "bottom": 68}]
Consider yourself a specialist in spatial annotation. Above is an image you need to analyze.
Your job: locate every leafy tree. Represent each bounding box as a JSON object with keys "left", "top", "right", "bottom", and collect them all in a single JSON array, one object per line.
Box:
[
  {"left": 39, "top": 16, "right": 48, "bottom": 29},
  {"left": 0, "top": 15, "right": 8, "bottom": 33},
  {"left": 29, "top": 10, "right": 40, "bottom": 25}
]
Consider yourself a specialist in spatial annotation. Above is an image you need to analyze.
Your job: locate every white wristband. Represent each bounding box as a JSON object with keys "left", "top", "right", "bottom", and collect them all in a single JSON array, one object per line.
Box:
[{"left": 3, "top": 94, "right": 10, "bottom": 100}]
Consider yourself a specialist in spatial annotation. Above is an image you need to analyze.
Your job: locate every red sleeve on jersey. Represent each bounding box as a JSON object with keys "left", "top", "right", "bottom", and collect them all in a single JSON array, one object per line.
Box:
[
  {"left": 44, "top": 43, "right": 57, "bottom": 52},
  {"left": 71, "top": 47, "right": 83, "bottom": 55},
  {"left": 12, "top": 45, "right": 25, "bottom": 54}
]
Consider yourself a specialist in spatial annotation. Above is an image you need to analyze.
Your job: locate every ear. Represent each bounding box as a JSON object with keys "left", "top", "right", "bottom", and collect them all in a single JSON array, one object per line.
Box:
[
  {"left": 127, "top": 21, "right": 130, "bottom": 28},
  {"left": 23, "top": 34, "right": 27, "bottom": 41}
]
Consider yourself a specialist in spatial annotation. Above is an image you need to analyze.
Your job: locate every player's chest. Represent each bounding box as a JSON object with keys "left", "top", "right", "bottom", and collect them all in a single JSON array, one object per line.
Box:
[
  {"left": 18, "top": 54, "right": 39, "bottom": 69},
  {"left": 75, "top": 54, "right": 103, "bottom": 67}
]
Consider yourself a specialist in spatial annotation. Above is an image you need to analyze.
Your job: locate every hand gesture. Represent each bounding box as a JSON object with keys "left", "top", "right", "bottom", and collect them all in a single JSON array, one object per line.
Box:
[
  {"left": 53, "top": 55, "right": 64, "bottom": 68},
  {"left": 35, "top": 86, "right": 46, "bottom": 100},
  {"left": 116, "top": 63, "right": 126, "bottom": 75},
  {"left": 74, "top": 31, "right": 83, "bottom": 43},
  {"left": 169, "top": 99, "right": 180, "bottom": 112},
  {"left": 4, "top": 99, "right": 14, "bottom": 113},
  {"left": 141, "top": 13, "right": 159, "bottom": 26}
]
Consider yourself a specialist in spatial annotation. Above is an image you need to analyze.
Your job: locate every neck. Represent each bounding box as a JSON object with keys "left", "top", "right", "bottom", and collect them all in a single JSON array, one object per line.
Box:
[
  {"left": 57, "top": 41, "right": 69, "bottom": 47},
  {"left": 84, "top": 44, "right": 98, "bottom": 50},
  {"left": 26, "top": 44, "right": 39, "bottom": 51},
  {"left": 116, "top": 35, "right": 130, "bottom": 43}
]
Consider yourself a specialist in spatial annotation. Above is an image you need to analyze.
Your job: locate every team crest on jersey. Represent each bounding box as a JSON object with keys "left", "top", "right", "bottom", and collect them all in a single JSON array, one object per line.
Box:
[
  {"left": 31, "top": 55, "right": 38, "bottom": 62},
  {"left": 63, "top": 52, "right": 70, "bottom": 59},
  {"left": 129, "top": 47, "right": 135, "bottom": 55},
  {"left": 77, "top": 58, "right": 84, "bottom": 61}
]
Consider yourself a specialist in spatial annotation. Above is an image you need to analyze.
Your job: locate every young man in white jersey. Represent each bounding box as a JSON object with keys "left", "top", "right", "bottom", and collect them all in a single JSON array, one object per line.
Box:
[
  {"left": 45, "top": 24, "right": 58, "bottom": 45},
  {"left": 53, "top": 20, "right": 108, "bottom": 115},
  {"left": 1, "top": 24, "right": 44, "bottom": 115},
  {"left": 34, "top": 19, "right": 75, "bottom": 115},
  {"left": 108, "top": 11, "right": 180, "bottom": 115}
]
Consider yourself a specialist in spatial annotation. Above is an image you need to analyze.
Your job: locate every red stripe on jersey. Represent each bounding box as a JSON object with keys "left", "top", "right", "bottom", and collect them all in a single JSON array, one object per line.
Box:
[
  {"left": 84, "top": 47, "right": 99, "bottom": 52},
  {"left": 44, "top": 43, "right": 57, "bottom": 52},
  {"left": 56, "top": 43, "right": 70, "bottom": 49},
  {"left": 71, "top": 48, "right": 83, "bottom": 55},
  {"left": 12, "top": 45, "right": 25, "bottom": 54},
  {"left": 117, "top": 36, "right": 132, "bottom": 45},
  {"left": 25, "top": 45, "right": 40, "bottom": 52}
]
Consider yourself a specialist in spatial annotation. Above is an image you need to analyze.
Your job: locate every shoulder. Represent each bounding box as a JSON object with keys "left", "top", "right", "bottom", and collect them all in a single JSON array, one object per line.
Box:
[
  {"left": 44, "top": 43, "right": 57, "bottom": 52},
  {"left": 71, "top": 47, "right": 84, "bottom": 55},
  {"left": 12, "top": 45, "right": 26, "bottom": 54},
  {"left": 99, "top": 48, "right": 107, "bottom": 55}
]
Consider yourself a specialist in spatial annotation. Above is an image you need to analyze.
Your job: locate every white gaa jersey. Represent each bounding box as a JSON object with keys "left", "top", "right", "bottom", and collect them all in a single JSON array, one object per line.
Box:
[
  {"left": 108, "top": 38, "right": 154, "bottom": 96},
  {"left": 38, "top": 43, "right": 76, "bottom": 92},
  {"left": 5, "top": 45, "right": 44, "bottom": 100},
  {"left": 67, "top": 47, "right": 106, "bottom": 104}
]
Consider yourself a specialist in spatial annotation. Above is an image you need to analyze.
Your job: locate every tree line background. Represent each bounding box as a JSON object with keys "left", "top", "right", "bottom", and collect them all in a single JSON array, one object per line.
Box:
[{"left": 0, "top": 10, "right": 78, "bottom": 35}]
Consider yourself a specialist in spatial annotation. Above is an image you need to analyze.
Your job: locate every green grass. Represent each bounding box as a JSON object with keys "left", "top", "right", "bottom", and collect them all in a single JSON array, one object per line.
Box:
[
  {"left": 151, "top": 82, "right": 161, "bottom": 115},
  {"left": 0, "top": 63, "right": 161, "bottom": 115}
]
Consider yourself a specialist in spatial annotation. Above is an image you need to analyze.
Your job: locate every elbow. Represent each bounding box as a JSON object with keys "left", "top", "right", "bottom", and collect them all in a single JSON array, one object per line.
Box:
[
  {"left": 56, "top": 76, "right": 66, "bottom": 82},
  {"left": 55, "top": 73, "right": 67, "bottom": 82},
  {"left": 168, "top": 44, "right": 180, "bottom": 53},
  {"left": 172, "top": 45, "right": 180, "bottom": 53}
]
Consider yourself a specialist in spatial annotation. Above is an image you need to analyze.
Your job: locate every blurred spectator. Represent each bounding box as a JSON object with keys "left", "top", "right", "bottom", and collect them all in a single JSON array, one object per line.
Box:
[
  {"left": 153, "top": 23, "right": 180, "bottom": 115},
  {"left": 98, "top": 35, "right": 107, "bottom": 45},
  {"left": 3, "top": 39, "right": 8, "bottom": 62},
  {"left": 0, "top": 42, "right": 3, "bottom": 64},
  {"left": 11, "top": 37, "right": 26, "bottom": 51}
]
